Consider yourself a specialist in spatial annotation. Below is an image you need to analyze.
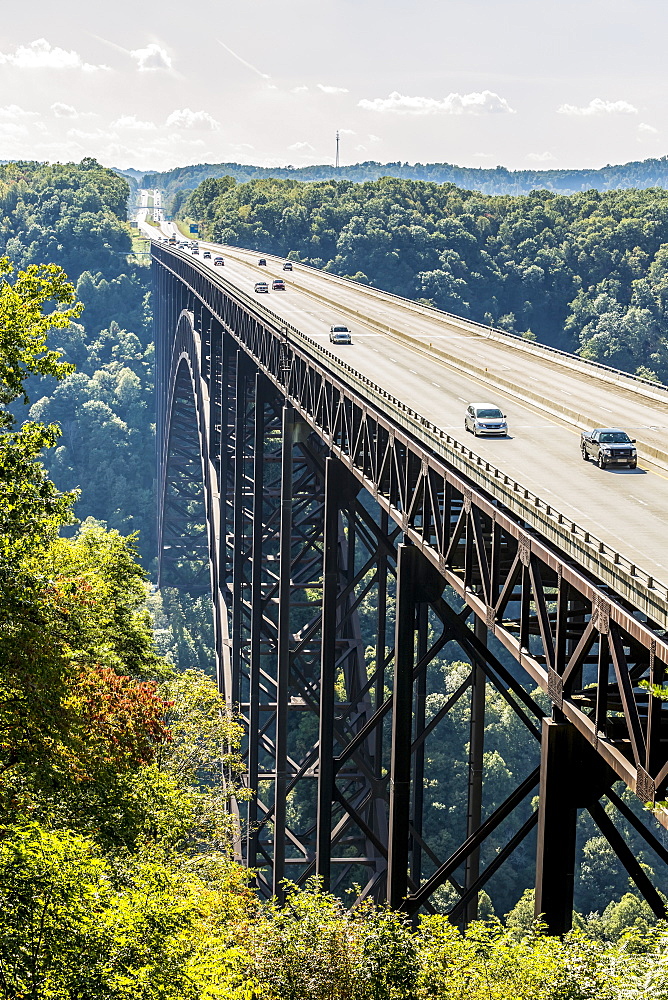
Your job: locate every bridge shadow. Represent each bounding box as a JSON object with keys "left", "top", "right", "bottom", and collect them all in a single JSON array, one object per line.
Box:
[{"left": 606, "top": 466, "right": 648, "bottom": 475}]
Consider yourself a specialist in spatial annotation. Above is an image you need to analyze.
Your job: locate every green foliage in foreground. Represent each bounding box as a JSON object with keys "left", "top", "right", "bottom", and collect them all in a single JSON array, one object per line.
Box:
[{"left": 1, "top": 865, "right": 667, "bottom": 1000}]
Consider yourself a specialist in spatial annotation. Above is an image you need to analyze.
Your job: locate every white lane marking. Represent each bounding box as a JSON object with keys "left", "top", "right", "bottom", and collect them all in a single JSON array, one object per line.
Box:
[
  {"left": 390, "top": 358, "right": 398, "bottom": 363},
  {"left": 457, "top": 396, "right": 468, "bottom": 403},
  {"left": 409, "top": 369, "right": 418, "bottom": 375},
  {"left": 629, "top": 494, "right": 648, "bottom": 506},
  {"left": 600, "top": 406, "right": 613, "bottom": 413},
  {"left": 432, "top": 381, "right": 440, "bottom": 387}
]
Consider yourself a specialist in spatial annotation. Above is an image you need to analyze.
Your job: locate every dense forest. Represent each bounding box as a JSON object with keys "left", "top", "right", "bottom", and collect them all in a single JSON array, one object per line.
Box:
[
  {"left": 1, "top": 159, "right": 668, "bottom": 994},
  {"left": 144, "top": 153, "right": 668, "bottom": 207},
  {"left": 180, "top": 175, "right": 668, "bottom": 381}
]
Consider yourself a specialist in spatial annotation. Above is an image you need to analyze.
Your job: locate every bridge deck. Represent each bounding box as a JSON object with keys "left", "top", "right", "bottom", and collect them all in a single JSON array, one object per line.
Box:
[{"left": 161, "top": 234, "right": 668, "bottom": 606}]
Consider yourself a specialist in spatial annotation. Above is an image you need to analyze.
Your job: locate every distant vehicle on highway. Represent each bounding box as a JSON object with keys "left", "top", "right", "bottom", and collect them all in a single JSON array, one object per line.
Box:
[
  {"left": 254, "top": 281, "right": 269, "bottom": 293},
  {"left": 203, "top": 250, "right": 211, "bottom": 259},
  {"left": 272, "top": 278, "right": 285, "bottom": 290},
  {"left": 258, "top": 258, "right": 267, "bottom": 266},
  {"left": 214, "top": 256, "right": 225, "bottom": 266},
  {"left": 191, "top": 248, "right": 199, "bottom": 254},
  {"left": 464, "top": 403, "right": 508, "bottom": 437},
  {"left": 329, "top": 325, "right": 352, "bottom": 344},
  {"left": 283, "top": 261, "right": 293, "bottom": 271},
  {"left": 581, "top": 428, "right": 637, "bottom": 469}
]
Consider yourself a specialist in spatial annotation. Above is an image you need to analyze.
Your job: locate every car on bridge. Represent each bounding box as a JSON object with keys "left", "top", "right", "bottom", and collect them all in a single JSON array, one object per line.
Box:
[
  {"left": 258, "top": 258, "right": 267, "bottom": 266},
  {"left": 272, "top": 279, "right": 285, "bottom": 290},
  {"left": 581, "top": 428, "right": 637, "bottom": 469},
  {"left": 329, "top": 325, "right": 352, "bottom": 344},
  {"left": 203, "top": 251, "right": 211, "bottom": 259},
  {"left": 464, "top": 403, "right": 508, "bottom": 437},
  {"left": 214, "top": 256, "right": 225, "bottom": 266},
  {"left": 283, "top": 261, "right": 293, "bottom": 271},
  {"left": 254, "top": 281, "right": 269, "bottom": 293}
]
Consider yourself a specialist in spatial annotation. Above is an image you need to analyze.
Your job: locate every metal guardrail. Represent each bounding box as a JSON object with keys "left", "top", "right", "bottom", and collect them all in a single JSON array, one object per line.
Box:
[{"left": 154, "top": 242, "right": 668, "bottom": 626}]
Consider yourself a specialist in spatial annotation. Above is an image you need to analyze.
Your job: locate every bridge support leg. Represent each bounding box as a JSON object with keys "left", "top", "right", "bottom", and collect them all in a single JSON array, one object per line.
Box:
[
  {"left": 535, "top": 718, "right": 615, "bottom": 933},
  {"left": 273, "top": 404, "right": 295, "bottom": 902},
  {"left": 388, "top": 543, "right": 444, "bottom": 908},
  {"left": 465, "top": 618, "right": 486, "bottom": 925},
  {"left": 247, "top": 373, "right": 269, "bottom": 869},
  {"left": 535, "top": 719, "right": 578, "bottom": 934}
]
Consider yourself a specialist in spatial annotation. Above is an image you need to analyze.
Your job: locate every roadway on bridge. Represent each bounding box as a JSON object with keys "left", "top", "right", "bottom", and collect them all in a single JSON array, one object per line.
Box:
[{"left": 148, "top": 223, "right": 668, "bottom": 594}]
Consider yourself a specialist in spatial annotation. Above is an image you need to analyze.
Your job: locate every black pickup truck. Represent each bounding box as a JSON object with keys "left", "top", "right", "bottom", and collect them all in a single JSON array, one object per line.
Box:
[{"left": 581, "top": 428, "right": 637, "bottom": 469}]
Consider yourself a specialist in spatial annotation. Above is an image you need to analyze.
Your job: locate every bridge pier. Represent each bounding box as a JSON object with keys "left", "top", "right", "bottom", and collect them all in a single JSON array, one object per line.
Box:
[{"left": 154, "top": 245, "right": 668, "bottom": 931}]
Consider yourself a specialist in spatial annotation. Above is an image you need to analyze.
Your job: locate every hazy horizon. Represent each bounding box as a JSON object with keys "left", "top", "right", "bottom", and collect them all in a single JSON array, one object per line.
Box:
[{"left": 0, "top": 0, "right": 665, "bottom": 172}]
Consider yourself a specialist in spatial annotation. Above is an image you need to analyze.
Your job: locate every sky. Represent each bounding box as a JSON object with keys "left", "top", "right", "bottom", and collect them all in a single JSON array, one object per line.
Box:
[{"left": 0, "top": 0, "right": 666, "bottom": 173}]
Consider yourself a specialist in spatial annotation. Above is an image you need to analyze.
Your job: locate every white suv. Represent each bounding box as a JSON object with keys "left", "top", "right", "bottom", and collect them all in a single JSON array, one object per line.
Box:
[{"left": 329, "top": 325, "right": 352, "bottom": 344}]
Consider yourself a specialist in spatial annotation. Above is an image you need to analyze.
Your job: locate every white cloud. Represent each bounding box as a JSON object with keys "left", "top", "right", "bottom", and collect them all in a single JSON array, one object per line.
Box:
[
  {"left": 638, "top": 122, "right": 659, "bottom": 134},
  {"left": 527, "top": 151, "right": 556, "bottom": 162},
  {"left": 368, "top": 134, "right": 382, "bottom": 143},
  {"left": 112, "top": 114, "right": 157, "bottom": 130},
  {"left": 338, "top": 128, "right": 356, "bottom": 135},
  {"left": 557, "top": 97, "right": 637, "bottom": 116},
  {"left": 51, "top": 102, "right": 78, "bottom": 119},
  {"left": 0, "top": 122, "right": 29, "bottom": 137},
  {"left": 472, "top": 152, "right": 496, "bottom": 160},
  {"left": 0, "top": 38, "right": 105, "bottom": 71},
  {"left": 0, "top": 104, "right": 37, "bottom": 120},
  {"left": 166, "top": 108, "right": 220, "bottom": 130},
  {"left": 318, "top": 84, "right": 349, "bottom": 94},
  {"left": 130, "top": 42, "right": 172, "bottom": 72},
  {"left": 291, "top": 85, "right": 308, "bottom": 93},
  {"left": 288, "top": 141, "right": 315, "bottom": 152},
  {"left": 359, "top": 90, "right": 515, "bottom": 115},
  {"left": 67, "top": 127, "right": 119, "bottom": 141}
]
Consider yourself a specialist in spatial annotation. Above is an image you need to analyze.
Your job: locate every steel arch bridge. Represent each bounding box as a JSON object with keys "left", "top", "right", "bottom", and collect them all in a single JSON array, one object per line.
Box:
[{"left": 154, "top": 244, "right": 668, "bottom": 934}]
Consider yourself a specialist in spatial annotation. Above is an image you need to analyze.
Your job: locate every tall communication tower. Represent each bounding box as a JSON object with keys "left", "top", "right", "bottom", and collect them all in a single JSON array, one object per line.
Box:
[{"left": 335, "top": 130, "right": 340, "bottom": 169}]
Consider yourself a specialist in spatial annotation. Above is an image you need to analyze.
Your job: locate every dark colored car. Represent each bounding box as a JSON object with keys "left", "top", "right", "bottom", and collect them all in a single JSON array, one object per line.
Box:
[
  {"left": 581, "top": 428, "right": 637, "bottom": 469},
  {"left": 283, "top": 261, "right": 293, "bottom": 271},
  {"left": 214, "top": 256, "right": 224, "bottom": 266},
  {"left": 258, "top": 258, "right": 267, "bottom": 266}
]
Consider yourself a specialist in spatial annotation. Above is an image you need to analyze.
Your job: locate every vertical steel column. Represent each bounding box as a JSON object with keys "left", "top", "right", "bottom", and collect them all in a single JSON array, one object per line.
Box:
[
  {"left": 273, "top": 404, "right": 295, "bottom": 901},
  {"left": 464, "top": 617, "right": 487, "bottom": 924},
  {"left": 316, "top": 456, "right": 343, "bottom": 887},
  {"left": 534, "top": 719, "right": 577, "bottom": 934},
  {"left": 231, "top": 351, "right": 251, "bottom": 707},
  {"left": 411, "top": 602, "right": 428, "bottom": 889},
  {"left": 387, "top": 542, "right": 419, "bottom": 908},
  {"left": 247, "top": 373, "right": 269, "bottom": 868}
]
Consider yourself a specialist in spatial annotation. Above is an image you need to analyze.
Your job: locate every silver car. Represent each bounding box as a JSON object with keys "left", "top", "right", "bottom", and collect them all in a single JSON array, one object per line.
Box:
[
  {"left": 329, "top": 324, "right": 352, "bottom": 344},
  {"left": 465, "top": 403, "right": 508, "bottom": 437}
]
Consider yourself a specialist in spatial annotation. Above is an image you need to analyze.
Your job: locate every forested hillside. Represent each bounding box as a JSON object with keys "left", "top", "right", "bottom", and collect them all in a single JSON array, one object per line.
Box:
[
  {"left": 181, "top": 176, "right": 668, "bottom": 381},
  {"left": 0, "top": 159, "right": 154, "bottom": 556},
  {"left": 145, "top": 153, "right": 668, "bottom": 207},
  {"left": 1, "top": 159, "right": 668, "bottom": 994}
]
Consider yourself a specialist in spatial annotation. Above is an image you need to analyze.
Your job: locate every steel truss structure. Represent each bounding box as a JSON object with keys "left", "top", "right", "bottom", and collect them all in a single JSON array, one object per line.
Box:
[{"left": 154, "top": 245, "right": 668, "bottom": 933}]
